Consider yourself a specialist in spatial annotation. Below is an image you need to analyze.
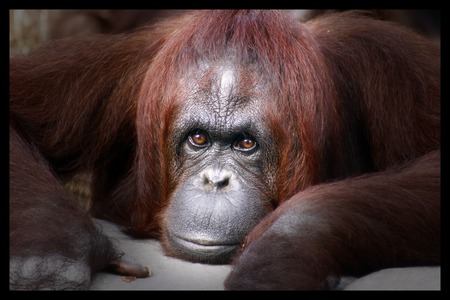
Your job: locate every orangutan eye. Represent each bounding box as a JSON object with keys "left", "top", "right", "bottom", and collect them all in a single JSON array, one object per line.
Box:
[
  {"left": 233, "top": 135, "right": 257, "bottom": 152},
  {"left": 188, "top": 130, "right": 209, "bottom": 148}
]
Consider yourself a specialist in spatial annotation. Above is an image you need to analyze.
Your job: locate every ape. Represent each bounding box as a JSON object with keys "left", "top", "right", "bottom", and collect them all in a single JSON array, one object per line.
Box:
[{"left": 10, "top": 10, "right": 440, "bottom": 290}]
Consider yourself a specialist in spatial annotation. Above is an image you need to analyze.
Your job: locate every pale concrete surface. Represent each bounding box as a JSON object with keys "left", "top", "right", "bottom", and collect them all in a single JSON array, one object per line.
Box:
[
  {"left": 344, "top": 267, "right": 440, "bottom": 290},
  {"left": 90, "top": 219, "right": 440, "bottom": 290}
]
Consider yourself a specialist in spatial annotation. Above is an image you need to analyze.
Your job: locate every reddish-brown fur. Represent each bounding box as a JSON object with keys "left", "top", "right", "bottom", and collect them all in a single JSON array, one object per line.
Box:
[{"left": 10, "top": 10, "right": 439, "bottom": 290}]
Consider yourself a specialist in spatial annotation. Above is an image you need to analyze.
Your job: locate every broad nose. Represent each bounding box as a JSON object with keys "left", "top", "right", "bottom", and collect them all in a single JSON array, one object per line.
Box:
[{"left": 202, "top": 167, "right": 233, "bottom": 189}]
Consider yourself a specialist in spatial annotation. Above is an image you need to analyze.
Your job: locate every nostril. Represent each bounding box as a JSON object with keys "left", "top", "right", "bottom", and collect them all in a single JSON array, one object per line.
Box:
[{"left": 215, "top": 177, "right": 229, "bottom": 188}]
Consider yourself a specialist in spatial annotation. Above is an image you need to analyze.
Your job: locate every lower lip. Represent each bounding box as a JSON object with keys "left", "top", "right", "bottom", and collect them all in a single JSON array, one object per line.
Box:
[{"left": 169, "top": 234, "right": 239, "bottom": 263}]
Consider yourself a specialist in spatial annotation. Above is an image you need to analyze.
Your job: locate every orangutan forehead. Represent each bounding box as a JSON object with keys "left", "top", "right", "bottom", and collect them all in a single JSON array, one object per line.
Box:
[
  {"left": 183, "top": 57, "right": 267, "bottom": 105},
  {"left": 172, "top": 61, "right": 268, "bottom": 137}
]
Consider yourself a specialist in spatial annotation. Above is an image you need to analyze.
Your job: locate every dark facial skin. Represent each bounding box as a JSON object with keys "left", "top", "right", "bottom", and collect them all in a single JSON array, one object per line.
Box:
[{"left": 162, "top": 61, "right": 278, "bottom": 264}]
